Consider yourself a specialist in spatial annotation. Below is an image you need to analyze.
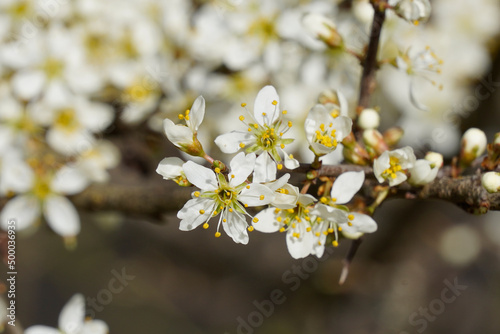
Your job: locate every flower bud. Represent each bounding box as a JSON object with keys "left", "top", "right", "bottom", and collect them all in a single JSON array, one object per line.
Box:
[
  {"left": 482, "top": 172, "right": 500, "bottom": 193},
  {"left": 302, "top": 13, "right": 343, "bottom": 48},
  {"left": 393, "top": 0, "right": 431, "bottom": 25},
  {"left": 383, "top": 127, "right": 404, "bottom": 147},
  {"left": 424, "top": 151, "right": 443, "bottom": 168},
  {"left": 460, "top": 128, "right": 487, "bottom": 166},
  {"left": 363, "top": 129, "right": 388, "bottom": 156},
  {"left": 358, "top": 108, "right": 380, "bottom": 130}
]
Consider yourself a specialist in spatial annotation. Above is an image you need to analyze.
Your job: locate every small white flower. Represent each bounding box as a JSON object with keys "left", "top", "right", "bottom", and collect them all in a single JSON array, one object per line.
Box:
[
  {"left": 253, "top": 193, "right": 316, "bottom": 259},
  {"left": 262, "top": 174, "right": 299, "bottom": 209},
  {"left": 0, "top": 161, "right": 88, "bottom": 240},
  {"left": 482, "top": 172, "right": 500, "bottom": 193},
  {"left": 25, "top": 294, "right": 109, "bottom": 334},
  {"left": 408, "top": 159, "right": 439, "bottom": 186},
  {"left": 304, "top": 102, "right": 352, "bottom": 157},
  {"left": 163, "top": 95, "right": 206, "bottom": 157},
  {"left": 75, "top": 140, "right": 120, "bottom": 183},
  {"left": 215, "top": 86, "right": 299, "bottom": 183},
  {"left": 373, "top": 146, "right": 416, "bottom": 186},
  {"left": 302, "top": 13, "right": 343, "bottom": 48},
  {"left": 156, "top": 156, "right": 191, "bottom": 186},
  {"left": 311, "top": 171, "right": 377, "bottom": 256},
  {"left": 177, "top": 152, "right": 274, "bottom": 244},
  {"left": 425, "top": 151, "right": 444, "bottom": 168},
  {"left": 390, "top": 0, "right": 431, "bottom": 24}
]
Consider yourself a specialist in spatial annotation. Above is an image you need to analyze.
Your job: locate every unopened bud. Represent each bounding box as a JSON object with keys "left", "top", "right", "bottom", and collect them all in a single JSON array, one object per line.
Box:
[
  {"left": 424, "top": 151, "right": 443, "bottom": 168},
  {"left": 358, "top": 108, "right": 380, "bottom": 130},
  {"left": 460, "top": 128, "right": 487, "bottom": 166},
  {"left": 383, "top": 127, "right": 404, "bottom": 147},
  {"left": 343, "top": 144, "right": 370, "bottom": 165},
  {"left": 363, "top": 129, "right": 388, "bottom": 156},
  {"left": 179, "top": 136, "right": 205, "bottom": 157},
  {"left": 212, "top": 160, "right": 227, "bottom": 173},
  {"left": 482, "top": 172, "right": 500, "bottom": 193},
  {"left": 302, "top": 13, "right": 343, "bottom": 48}
]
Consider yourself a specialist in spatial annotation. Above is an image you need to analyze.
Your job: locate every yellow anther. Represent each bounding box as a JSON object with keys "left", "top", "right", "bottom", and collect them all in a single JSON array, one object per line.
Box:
[
  {"left": 288, "top": 121, "right": 292, "bottom": 127},
  {"left": 194, "top": 191, "right": 200, "bottom": 197},
  {"left": 320, "top": 197, "right": 327, "bottom": 203},
  {"left": 248, "top": 226, "right": 254, "bottom": 232},
  {"left": 272, "top": 100, "right": 278, "bottom": 105},
  {"left": 229, "top": 208, "right": 233, "bottom": 212},
  {"left": 215, "top": 167, "right": 221, "bottom": 173},
  {"left": 306, "top": 227, "right": 311, "bottom": 232},
  {"left": 248, "top": 127, "right": 252, "bottom": 132},
  {"left": 178, "top": 114, "right": 184, "bottom": 120},
  {"left": 239, "top": 115, "right": 245, "bottom": 121},
  {"left": 246, "top": 185, "right": 250, "bottom": 189},
  {"left": 277, "top": 216, "right": 282, "bottom": 222},
  {"left": 282, "top": 110, "right": 287, "bottom": 114},
  {"left": 413, "top": 20, "right": 419, "bottom": 26},
  {"left": 266, "top": 140, "right": 270, "bottom": 145},
  {"left": 331, "top": 197, "right": 337, "bottom": 202},
  {"left": 280, "top": 144, "right": 285, "bottom": 149},
  {"left": 259, "top": 195, "right": 265, "bottom": 200},
  {"left": 348, "top": 214, "right": 354, "bottom": 220},
  {"left": 274, "top": 208, "right": 281, "bottom": 213},
  {"left": 203, "top": 223, "right": 209, "bottom": 229},
  {"left": 277, "top": 164, "right": 283, "bottom": 170},
  {"left": 262, "top": 112, "right": 267, "bottom": 116},
  {"left": 213, "top": 211, "right": 218, "bottom": 215},
  {"left": 289, "top": 154, "right": 294, "bottom": 159},
  {"left": 279, "top": 227, "right": 286, "bottom": 233},
  {"left": 244, "top": 204, "right": 248, "bottom": 207},
  {"left": 332, "top": 240, "right": 339, "bottom": 247},
  {"left": 330, "top": 110, "right": 339, "bottom": 118},
  {"left": 231, "top": 174, "right": 235, "bottom": 178},
  {"left": 327, "top": 228, "right": 334, "bottom": 233},
  {"left": 215, "top": 232, "right": 221, "bottom": 238},
  {"left": 287, "top": 209, "right": 294, "bottom": 213},
  {"left": 315, "top": 232, "right": 320, "bottom": 237},
  {"left": 185, "top": 115, "right": 190, "bottom": 121},
  {"left": 291, "top": 223, "right": 296, "bottom": 228},
  {"left": 304, "top": 209, "right": 309, "bottom": 213},
  {"left": 337, "top": 226, "right": 342, "bottom": 231},
  {"left": 199, "top": 209, "right": 205, "bottom": 214},
  {"left": 252, "top": 217, "right": 259, "bottom": 223},
  {"left": 348, "top": 222, "right": 353, "bottom": 226},
  {"left": 223, "top": 219, "right": 227, "bottom": 222},
  {"left": 241, "top": 103, "right": 247, "bottom": 107},
  {"left": 239, "top": 143, "right": 245, "bottom": 148},
  {"left": 323, "top": 231, "right": 328, "bottom": 235}
]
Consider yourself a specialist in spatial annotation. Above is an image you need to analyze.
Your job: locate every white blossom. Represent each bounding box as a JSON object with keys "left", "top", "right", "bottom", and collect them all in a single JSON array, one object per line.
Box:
[{"left": 373, "top": 146, "right": 416, "bottom": 186}]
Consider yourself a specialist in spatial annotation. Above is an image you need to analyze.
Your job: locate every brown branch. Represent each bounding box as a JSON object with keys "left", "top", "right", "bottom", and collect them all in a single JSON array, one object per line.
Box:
[{"left": 357, "top": 0, "right": 388, "bottom": 112}]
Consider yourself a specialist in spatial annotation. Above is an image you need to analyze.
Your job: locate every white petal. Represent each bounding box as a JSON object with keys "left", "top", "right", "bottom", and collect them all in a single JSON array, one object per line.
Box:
[
  {"left": 214, "top": 131, "right": 254, "bottom": 154},
  {"left": 0, "top": 157, "right": 34, "bottom": 194},
  {"left": 183, "top": 161, "right": 217, "bottom": 191},
  {"left": 239, "top": 183, "right": 274, "bottom": 207},
  {"left": 178, "top": 198, "right": 214, "bottom": 231},
  {"left": 12, "top": 70, "right": 46, "bottom": 100},
  {"left": 47, "top": 128, "right": 96, "bottom": 156},
  {"left": 286, "top": 224, "right": 314, "bottom": 259},
  {"left": 44, "top": 195, "right": 81, "bottom": 237},
  {"left": 156, "top": 157, "right": 184, "bottom": 180},
  {"left": 24, "top": 326, "right": 60, "bottom": 334},
  {"left": 79, "top": 320, "right": 109, "bottom": 334},
  {"left": 388, "top": 172, "right": 407, "bottom": 186},
  {"left": 265, "top": 173, "right": 290, "bottom": 191},
  {"left": 253, "top": 153, "right": 277, "bottom": 183},
  {"left": 331, "top": 115, "right": 353, "bottom": 141},
  {"left": 229, "top": 152, "right": 255, "bottom": 187},
  {"left": 343, "top": 212, "right": 377, "bottom": 236},
  {"left": 252, "top": 208, "right": 280, "bottom": 233},
  {"left": 254, "top": 85, "right": 280, "bottom": 126},
  {"left": 58, "top": 294, "right": 84, "bottom": 334},
  {"left": 298, "top": 194, "right": 317, "bottom": 207},
  {"left": 76, "top": 100, "right": 114, "bottom": 132},
  {"left": 187, "top": 95, "right": 205, "bottom": 132},
  {"left": 373, "top": 152, "right": 390, "bottom": 183},
  {"left": 330, "top": 171, "right": 365, "bottom": 204},
  {"left": 281, "top": 149, "right": 300, "bottom": 170},
  {"left": 163, "top": 119, "right": 194, "bottom": 148},
  {"left": 271, "top": 183, "right": 299, "bottom": 209},
  {"left": 51, "top": 166, "right": 89, "bottom": 195},
  {"left": 222, "top": 210, "right": 249, "bottom": 244},
  {"left": 0, "top": 195, "right": 40, "bottom": 231}
]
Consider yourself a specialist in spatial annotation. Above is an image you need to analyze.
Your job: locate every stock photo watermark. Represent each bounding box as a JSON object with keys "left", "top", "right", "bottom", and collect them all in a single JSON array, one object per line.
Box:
[
  {"left": 399, "top": 277, "right": 468, "bottom": 334},
  {"left": 86, "top": 267, "right": 135, "bottom": 318},
  {"left": 224, "top": 247, "right": 335, "bottom": 334},
  {"left": 5, "top": 219, "right": 17, "bottom": 327}
]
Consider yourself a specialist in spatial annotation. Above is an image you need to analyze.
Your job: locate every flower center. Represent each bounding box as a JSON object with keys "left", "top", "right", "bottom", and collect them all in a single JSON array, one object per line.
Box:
[
  {"left": 55, "top": 108, "right": 79, "bottom": 131},
  {"left": 382, "top": 156, "right": 402, "bottom": 179},
  {"left": 33, "top": 178, "right": 51, "bottom": 200},
  {"left": 314, "top": 123, "right": 338, "bottom": 148}
]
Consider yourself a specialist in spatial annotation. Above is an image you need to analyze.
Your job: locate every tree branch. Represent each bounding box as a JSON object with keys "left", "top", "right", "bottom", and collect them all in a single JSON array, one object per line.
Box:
[{"left": 357, "top": 0, "right": 387, "bottom": 112}]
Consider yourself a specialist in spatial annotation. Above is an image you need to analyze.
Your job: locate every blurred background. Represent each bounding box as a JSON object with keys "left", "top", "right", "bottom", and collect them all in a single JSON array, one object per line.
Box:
[{"left": 1, "top": 0, "right": 500, "bottom": 333}]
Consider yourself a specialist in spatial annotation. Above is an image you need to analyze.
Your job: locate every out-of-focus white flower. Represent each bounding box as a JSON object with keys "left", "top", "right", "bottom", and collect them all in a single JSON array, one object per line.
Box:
[
  {"left": 304, "top": 100, "right": 352, "bottom": 157},
  {"left": 163, "top": 95, "right": 206, "bottom": 157},
  {"left": 302, "top": 13, "right": 343, "bottom": 48},
  {"left": 25, "top": 294, "right": 109, "bottom": 334},
  {"left": 374, "top": 146, "right": 416, "bottom": 186},
  {"left": 408, "top": 159, "right": 439, "bottom": 186},
  {"left": 253, "top": 193, "right": 316, "bottom": 259},
  {"left": 358, "top": 108, "right": 380, "bottom": 130},
  {"left": 425, "top": 151, "right": 444, "bottom": 168},
  {"left": 75, "top": 140, "right": 120, "bottom": 183},
  {"left": 460, "top": 127, "right": 487, "bottom": 165},
  {"left": 482, "top": 172, "right": 500, "bottom": 193},
  {"left": 215, "top": 85, "right": 299, "bottom": 183},
  {"left": 390, "top": 0, "right": 431, "bottom": 24},
  {"left": 177, "top": 152, "right": 274, "bottom": 244},
  {"left": 0, "top": 161, "right": 88, "bottom": 241},
  {"left": 29, "top": 95, "right": 114, "bottom": 156}
]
